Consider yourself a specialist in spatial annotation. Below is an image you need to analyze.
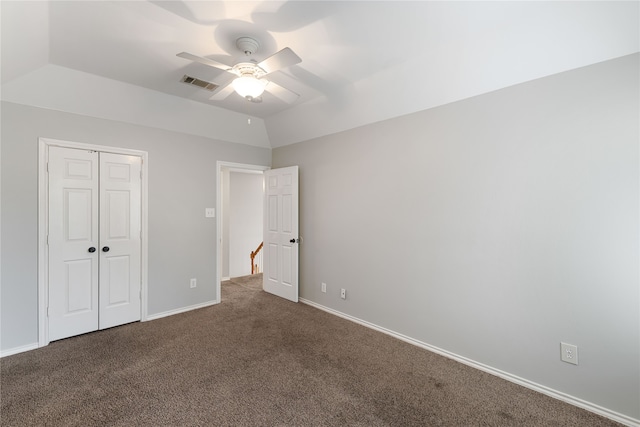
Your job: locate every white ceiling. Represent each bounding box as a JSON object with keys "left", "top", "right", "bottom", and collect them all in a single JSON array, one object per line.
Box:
[{"left": 2, "top": 1, "right": 638, "bottom": 148}]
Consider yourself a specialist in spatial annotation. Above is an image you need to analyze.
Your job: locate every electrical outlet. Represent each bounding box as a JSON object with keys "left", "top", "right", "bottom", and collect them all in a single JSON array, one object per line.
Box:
[
  {"left": 560, "top": 342, "right": 578, "bottom": 365},
  {"left": 190, "top": 278, "right": 197, "bottom": 288},
  {"left": 321, "top": 282, "right": 327, "bottom": 293},
  {"left": 340, "top": 288, "right": 346, "bottom": 299}
]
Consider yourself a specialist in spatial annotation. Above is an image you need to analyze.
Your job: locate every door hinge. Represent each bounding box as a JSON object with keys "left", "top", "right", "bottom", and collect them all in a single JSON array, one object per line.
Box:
[
  {"left": 46, "top": 235, "right": 49, "bottom": 245},
  {"left": 46, "top": 162, "right": 49, "bottom": 173},
  {"left": 47, "top": 307, "right": 49, "bottom": 317}
]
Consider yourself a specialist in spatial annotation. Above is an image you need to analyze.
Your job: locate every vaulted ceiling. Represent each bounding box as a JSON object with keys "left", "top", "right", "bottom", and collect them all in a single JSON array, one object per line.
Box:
[{"left": 2, "top": 1, "right": 638, "bottom": 148}]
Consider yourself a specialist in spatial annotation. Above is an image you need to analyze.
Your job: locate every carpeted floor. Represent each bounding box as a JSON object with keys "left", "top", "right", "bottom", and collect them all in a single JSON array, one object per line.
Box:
[{"left": 1, "top": 274, "right": 622, "bottom": 426}]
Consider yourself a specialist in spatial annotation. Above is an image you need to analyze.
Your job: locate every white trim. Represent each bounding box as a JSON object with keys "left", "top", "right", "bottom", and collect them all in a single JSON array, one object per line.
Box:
[
  {"left": 37, "top": 137, "right": 149, "bottom": 347},
  {"left": 216, "top": 161, "right": 269, "bottom": 303},
  {"left": 38, "top": 140, "right": 48, "bottom": 347},
  {"left": 39, "top": 137, "right": 148, "bottom": 157},
  {"left": 140, "top": 150, "right": 149, "bottom": 323},
  {"left": 299, "top": 298, "right": 640, "bottom": 427},
  {"left": 1, "top": 343, "right": 39, "bottom": 358},
  {"left": 145, "top": 300, "right": 218, "bottom": 321}
]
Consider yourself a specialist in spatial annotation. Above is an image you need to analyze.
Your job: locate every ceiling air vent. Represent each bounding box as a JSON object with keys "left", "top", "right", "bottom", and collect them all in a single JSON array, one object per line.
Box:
[{"left": 180, "top": 75, "right": 219, "bottom": 91}]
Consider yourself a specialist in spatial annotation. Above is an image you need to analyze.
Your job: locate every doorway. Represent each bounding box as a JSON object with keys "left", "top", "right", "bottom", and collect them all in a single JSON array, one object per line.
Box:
[
  {"left": 216, "top": 162, "right": 269, "bottom": 301},
  {"left": 38, "top": 138, "right": 149, "bottom": 347}
]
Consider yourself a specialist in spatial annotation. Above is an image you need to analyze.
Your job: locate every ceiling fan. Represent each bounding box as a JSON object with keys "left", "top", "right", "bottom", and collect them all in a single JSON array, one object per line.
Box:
[{"left": 177, "top": 37, "right": 301, "bottom": 103}]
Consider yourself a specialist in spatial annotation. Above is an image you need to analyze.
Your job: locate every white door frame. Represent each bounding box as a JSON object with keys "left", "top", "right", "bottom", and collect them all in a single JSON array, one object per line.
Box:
[
  {"left": 37, "top": 137, "right": 149, "bottom": 347},
  {"left": 216, "top": 161, "right": 269, "bottom": 301}
]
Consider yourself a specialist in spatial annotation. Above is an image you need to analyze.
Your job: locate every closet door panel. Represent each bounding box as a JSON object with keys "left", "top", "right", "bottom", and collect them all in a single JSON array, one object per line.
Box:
[
  {"left": 48, "top": 147, "right": 99, "bottom": 341},
  {"left": 99, "top": 153, "right": 142, "bottom": 329}
]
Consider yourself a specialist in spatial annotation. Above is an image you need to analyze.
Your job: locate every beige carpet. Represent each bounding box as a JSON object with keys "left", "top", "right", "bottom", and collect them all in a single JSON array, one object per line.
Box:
[{"left": 1, "top": 274, "right": 621, "bottom": 426}]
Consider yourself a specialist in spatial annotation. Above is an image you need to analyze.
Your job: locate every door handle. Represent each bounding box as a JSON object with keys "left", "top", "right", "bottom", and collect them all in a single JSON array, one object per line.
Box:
[
  {"left": 102, "top": 246, "right": 110, "bottom": 252},
  {"left": 289, "top": 238, "right": 300, "bottom": 244},
  {"left": 88, "top": 247, "right": 96, "bottom": 253}
]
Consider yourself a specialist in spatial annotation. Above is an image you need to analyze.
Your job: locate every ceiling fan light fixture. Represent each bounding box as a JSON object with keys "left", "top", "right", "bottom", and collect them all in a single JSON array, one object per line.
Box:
[{"left": 232, "top": 75, "right": 267, "bottom": 99}]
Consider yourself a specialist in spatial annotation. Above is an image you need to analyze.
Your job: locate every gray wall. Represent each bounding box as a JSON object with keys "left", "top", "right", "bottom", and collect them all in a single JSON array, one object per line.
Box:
[
  {"left": 1, "top": 101, "right": 270, "bottom": 350},
  {"left": 273, "top": 54, "right": 639, "bottom": 420}
]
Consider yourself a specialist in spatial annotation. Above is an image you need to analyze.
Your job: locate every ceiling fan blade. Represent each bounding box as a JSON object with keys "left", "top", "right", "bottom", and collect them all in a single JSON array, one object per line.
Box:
[
  {"left": 265, "top": 81, "right": 299, "bottom": 104},
  {"left": 177, "top": 52, "right": 234, "bottom": 74},
  {"left": 209, "top": 83, "right": 236, "bottom": 101},
  {"left": 258, "top": 47, "right": 301, "bottom": 75}
]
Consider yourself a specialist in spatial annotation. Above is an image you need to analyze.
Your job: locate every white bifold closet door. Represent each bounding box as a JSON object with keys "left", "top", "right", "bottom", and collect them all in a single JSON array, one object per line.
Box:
[{"left": 48, "top": 146, "right": 141, "bottom": 342}]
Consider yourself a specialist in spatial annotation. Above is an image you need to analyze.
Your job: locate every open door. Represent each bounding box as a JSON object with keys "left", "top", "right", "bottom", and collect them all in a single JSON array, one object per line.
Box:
[{"left": 263, "top": 166, "right": 299, "bottom": 302}]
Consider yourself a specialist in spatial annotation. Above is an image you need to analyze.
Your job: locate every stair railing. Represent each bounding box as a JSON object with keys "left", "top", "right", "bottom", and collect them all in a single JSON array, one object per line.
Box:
[{"left": 251, "top": 242, "right": 263, "bottom": 274}]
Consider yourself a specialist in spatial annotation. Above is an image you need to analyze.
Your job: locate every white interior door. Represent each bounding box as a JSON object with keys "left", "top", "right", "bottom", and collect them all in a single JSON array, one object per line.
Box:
[
  {"left": 48, "top": 147, "right": 141, "bottom": 341},
  {"left": 48, "top": 147, "right": 100, "bottom": 341},
  {"left": 263, "top": 166, "right": 299, "bottom": 302},
  {"left": 98, "top": 153, "right": 142, "bottom": 329}
]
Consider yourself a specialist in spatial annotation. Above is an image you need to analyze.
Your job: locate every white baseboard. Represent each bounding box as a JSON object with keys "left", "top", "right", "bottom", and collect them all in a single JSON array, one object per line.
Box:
[
  {"left": 221, "top": 276, "right": 230, "bottom": 282},
  {"left": 299, "top": 298, "right": 639, "bottom": 427},
  {"left": 145, "top": 300, "right": 219, "bottom": 321},
  {"left": 1, "top": 300, "right": 220, "bottom": 357},
  {"left": 1, "top": 342, "right": 39, "bottom": 358}
]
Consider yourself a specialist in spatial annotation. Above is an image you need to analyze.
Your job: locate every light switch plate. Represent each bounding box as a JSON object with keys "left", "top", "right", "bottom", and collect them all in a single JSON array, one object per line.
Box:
[{"left": 205, "top": 208, "right": 215, "bottom": 218}]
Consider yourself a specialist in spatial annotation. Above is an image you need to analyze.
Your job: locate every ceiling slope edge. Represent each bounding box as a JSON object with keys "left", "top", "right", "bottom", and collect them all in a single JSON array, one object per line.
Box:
[
  {"left": 265, "top": 52, "right": 640, "bottom": 148},
  {"left": 0, "top": 64, "right": 271, "bottom": 148}
]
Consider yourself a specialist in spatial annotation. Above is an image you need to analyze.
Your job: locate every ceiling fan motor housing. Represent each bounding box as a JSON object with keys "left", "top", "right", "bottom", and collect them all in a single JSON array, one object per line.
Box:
[{"left": 236, "top": 37, "right": 259, "bottom": 56}]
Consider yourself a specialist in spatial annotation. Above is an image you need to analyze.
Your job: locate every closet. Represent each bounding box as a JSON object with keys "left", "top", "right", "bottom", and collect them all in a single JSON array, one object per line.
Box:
[{"left": 47, "top": 146, "right": 142, "bottom": 341}]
